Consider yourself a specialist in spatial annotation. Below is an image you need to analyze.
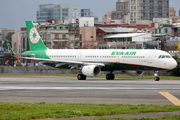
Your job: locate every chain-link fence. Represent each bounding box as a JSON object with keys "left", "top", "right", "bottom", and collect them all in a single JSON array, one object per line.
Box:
[
  {"left": 0, "top": 66, "right": 168, "bottom": 76},
  {"left": 0, "top": 66, "right": 71, "bottom": 74}
]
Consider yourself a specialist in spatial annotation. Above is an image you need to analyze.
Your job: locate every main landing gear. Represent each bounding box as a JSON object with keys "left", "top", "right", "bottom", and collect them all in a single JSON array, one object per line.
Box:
[
  {"left": 77, "top": 73, "right": 115, "bottom": 80},
  {"left": 154, "top": 71, "right": 160, "bottom": 81},
  {"left": 106, "top": 71, "right": 115, "bottom": 80},
  {"left": 77, "top": 74, "right": 87, "bottom": 80}
]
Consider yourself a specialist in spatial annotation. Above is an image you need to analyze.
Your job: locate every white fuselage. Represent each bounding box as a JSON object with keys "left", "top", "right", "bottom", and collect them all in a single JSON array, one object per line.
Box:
[{"left": 45, "top": 49, "right": 177, "bottom": 71}]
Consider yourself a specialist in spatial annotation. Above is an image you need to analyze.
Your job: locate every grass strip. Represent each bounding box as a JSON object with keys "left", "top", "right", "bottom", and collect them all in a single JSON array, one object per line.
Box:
[
  {"left": 0, "top": 103, "right": 180, "bottom": 120},
  {"left": 0, "top": 73, "right": 180, "bottom": 80}
]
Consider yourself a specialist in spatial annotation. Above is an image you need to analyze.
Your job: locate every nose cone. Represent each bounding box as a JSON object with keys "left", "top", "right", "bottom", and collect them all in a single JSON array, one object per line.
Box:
[{"left": 169, "top": 59, "right": 177, "bottom": 69}]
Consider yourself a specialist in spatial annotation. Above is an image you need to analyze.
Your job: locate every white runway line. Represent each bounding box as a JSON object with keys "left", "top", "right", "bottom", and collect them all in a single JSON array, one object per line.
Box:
[{"left": 0, "top": 86, "right": 180, "bottom": 90}]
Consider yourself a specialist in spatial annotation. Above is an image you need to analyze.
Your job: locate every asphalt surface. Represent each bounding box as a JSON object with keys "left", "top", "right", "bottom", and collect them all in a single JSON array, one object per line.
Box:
[
  {"left": 0, "top": 75, "right": 180, "bottom": 119},
  {"left": 0, "top": 75, "right": 180, "bottom": 105}
]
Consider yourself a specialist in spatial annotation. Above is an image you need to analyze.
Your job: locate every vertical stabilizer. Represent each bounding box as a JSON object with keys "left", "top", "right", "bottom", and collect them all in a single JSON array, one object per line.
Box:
[
  {"left": 6, "top": 43, "right": 15, "bottom": 54},
  {"left": 26, "top": 21, "right": 47, "bottom": 51}
]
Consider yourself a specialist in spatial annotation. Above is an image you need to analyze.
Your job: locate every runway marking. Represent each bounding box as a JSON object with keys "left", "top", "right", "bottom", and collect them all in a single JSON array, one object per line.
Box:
[
  {"left": 0, "top": 87, "right": 159, "bottom": 90},
  {"left": 159, "top": 92, "right": 180, "bottom": 106},
  {"left": 0, "top": 87, "right": 180, "bottom": 90}
]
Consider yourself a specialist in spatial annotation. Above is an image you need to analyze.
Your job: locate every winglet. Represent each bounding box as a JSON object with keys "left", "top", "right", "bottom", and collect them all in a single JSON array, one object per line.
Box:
[{"left": 6, "top": 43, "right": 15, "bottom": 54}]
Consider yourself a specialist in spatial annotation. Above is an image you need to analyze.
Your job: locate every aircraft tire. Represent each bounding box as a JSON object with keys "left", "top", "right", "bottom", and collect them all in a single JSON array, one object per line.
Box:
[
  {"left": 154, "top": 77, "right": 160, "bottom": 81},
  {"left": 82, "top": 75, "right": 87, "bottom": 80},
  {"left": 106, "top": 74, "right": 110, "bottom": 80},
  {"left": 106, "top": 74, "right": 115, "bottom": 80},
  {"left": 77, "top": 74, "right": 86, "bottom": 80},
  {"left": 110, "top": 74, "right": 115, "bottom": 80}
]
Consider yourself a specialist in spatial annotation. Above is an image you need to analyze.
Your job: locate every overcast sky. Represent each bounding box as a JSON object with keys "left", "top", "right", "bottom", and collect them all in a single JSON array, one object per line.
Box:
[{"left": 0, "top": 0, "right": 179, "bottom": 31}]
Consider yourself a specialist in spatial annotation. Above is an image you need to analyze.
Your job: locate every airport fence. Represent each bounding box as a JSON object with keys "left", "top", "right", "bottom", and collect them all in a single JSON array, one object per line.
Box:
[
  {"left": 0, "top": 66, "right": 168, "bottom": 76},
  {"left": 0, "top": 66, "right": 72, "bottom": 74}
]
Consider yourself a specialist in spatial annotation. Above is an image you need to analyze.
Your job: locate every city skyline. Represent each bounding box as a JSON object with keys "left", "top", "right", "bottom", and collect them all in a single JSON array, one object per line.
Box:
[{"left": 0, "top": 0, "right": 179, "bottom": 31}]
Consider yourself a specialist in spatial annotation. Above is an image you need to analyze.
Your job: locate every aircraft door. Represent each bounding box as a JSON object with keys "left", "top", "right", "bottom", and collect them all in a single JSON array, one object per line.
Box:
[
  {"left": 117, "top": 55, "right": 124, "bottom": 63},
  {"left": 78, "top": 53, "right": 83, "bottom": 61},
  {"left": 116, "top": 55, "right": 120, "bottom": 63},
  {"left": 148, "top": 52, "right": 154, "bottom": 63}
]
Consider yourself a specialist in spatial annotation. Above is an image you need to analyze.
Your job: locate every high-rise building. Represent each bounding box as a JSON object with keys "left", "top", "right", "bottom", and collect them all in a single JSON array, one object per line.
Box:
[
  {"left": 130, "top": 0, "right": 169, "bottom": 21},
  {"left": 37, "top": 4, "right": 78, "bottom": 23},
  {"left": 80, "top": 9, "right": 93, "bottom": 17},
  {"left": 169, "top": 7, "right": 176, "bottom": 18},
  {"left": 103, "top": 11, "right": 112, "bottom": 23},
  {"left": 80, "top": 9, "right": 98, "bottom": 22},
  {"left": 111, "top": 0, "right": 129, "bottom": 20}
]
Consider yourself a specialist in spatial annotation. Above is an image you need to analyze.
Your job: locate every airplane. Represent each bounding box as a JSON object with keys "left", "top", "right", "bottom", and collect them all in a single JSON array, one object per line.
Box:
[{"left": 21, "top": 21, "right": 177, "bottom": 81}]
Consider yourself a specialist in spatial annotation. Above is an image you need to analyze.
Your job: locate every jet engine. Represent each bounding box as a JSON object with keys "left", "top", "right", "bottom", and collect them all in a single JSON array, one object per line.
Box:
[
  {"left": 123, "top": 71, "right": 144, "bottom": 76},
  {"left": 82, "top": 65, "right": 101, "bottom": 77}
]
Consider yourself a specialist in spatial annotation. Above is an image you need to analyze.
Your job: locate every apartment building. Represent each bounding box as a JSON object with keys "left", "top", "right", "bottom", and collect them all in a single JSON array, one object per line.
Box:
[
  {"left": 12, "top": 29, "right": 28, "bottom": 54},
  {"left": 111, "top": 0, "right": 129, "bottom": 20},
  {"left": 37, "top": 4, "right": 78, "bottom": 23},
  {"left": 130, "top": 0, "right": 169, "bottom": 21},
  {"left": 80, "top": 9, "right": 93, "bottom": 17},
  {"left": 169, "top": 7, "right": 176, "bottom": 18},
  {"left": 169, "top": 7, "right": 180, "bottom": 22}
]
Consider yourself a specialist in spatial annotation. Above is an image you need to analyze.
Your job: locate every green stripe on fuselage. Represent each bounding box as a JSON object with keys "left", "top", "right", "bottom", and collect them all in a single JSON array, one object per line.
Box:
[
  {"left": 102, "top": 62, "right": 166, "bottom": 71},
  {"left": 44, "top": 62, "right": 166, "bottom": 71}
]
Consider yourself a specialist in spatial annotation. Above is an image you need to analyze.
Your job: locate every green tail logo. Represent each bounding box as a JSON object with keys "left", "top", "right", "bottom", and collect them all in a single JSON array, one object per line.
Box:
[
  {"left": 26, "top": 21, "right": 47, "bottom": 51},
  {"left": 6, "top": 43, "right": 15, "bottom": 54}
]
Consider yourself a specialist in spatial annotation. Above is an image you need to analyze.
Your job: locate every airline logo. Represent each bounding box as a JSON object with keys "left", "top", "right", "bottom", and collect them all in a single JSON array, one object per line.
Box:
[
  {"left": 111, "top": 51, "right": 137, "bottom": 55},
  {"left": 29, "top": 27, "right": 40, "bottom": 44}
]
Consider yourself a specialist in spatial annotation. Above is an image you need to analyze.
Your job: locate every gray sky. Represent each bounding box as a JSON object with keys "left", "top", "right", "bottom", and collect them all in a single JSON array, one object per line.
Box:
[{"left": 0, "top": 0, "right": 179, "bottom": 31}]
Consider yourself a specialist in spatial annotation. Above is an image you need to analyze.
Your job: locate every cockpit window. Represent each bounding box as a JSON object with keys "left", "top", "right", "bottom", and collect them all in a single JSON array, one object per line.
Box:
[
  {"left": 158, "top": 55, "right": 172, "bottom": 59},
  {"left": 165, "top": 55, "right": 171, "bottom": 58},
  {"left": 158, "top": 55, "right": 162, "bottom": 58}
]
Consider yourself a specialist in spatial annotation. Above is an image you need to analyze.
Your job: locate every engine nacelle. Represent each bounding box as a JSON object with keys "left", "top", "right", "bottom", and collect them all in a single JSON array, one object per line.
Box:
[
  {"left": 123, "top": 71, "right": 144, "bottom": 76},
  {"left": 82, "top": 65, "right": 101, "bottom": 77}
]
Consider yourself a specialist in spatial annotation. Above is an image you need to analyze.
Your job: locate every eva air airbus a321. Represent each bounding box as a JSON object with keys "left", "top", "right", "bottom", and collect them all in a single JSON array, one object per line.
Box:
[{"left": 21, "top": 21, "right": 177, "bottom": 81}]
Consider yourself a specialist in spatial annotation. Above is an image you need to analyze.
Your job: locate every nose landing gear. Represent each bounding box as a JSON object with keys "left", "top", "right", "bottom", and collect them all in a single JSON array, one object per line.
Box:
[{"left": 154, "top": 71, "right": 160, "bottom": 81}]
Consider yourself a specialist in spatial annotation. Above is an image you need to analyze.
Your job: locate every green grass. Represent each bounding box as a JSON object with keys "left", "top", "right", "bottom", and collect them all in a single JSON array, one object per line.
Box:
[
  {"left": 0, "top": 103, "right": 180, "bottom": 120},
  {"left": 0, "top": 73, "right": 180, "bottom": 80},
  {"left": 113, "top": 74, "right": 180, "bottom": 80}
]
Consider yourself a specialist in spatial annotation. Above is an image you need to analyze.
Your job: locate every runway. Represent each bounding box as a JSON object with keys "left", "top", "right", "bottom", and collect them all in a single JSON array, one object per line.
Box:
[{"left": 0, "top": 75, "right": 180, "bottom": 105}]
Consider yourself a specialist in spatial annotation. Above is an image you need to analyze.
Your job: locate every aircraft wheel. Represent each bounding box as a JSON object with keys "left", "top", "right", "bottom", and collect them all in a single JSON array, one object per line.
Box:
[
  {"left": 77, "top": 74, "right": 82, "bottom": 80},
  {"left": 106, "top": 74, "right": 115, "bottom": 80},
  {"left": 82, "top": 75, "right": 87, "bottom": 80},
  {"left": 77, "top": 74, "right": 86, "bottom": 80},
  {"left": 110, "top": 74, "right": 115, "bottom": 80},
  {"left": 154, "top": 77, "right": 160, "bottom": 81},
  {"left": 106, "top": 74, "right": 111, "bottom": 80}
]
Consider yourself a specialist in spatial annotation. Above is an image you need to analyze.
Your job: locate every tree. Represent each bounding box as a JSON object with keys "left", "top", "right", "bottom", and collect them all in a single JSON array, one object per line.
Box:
[
  {"left": 6, "top": 32, "right": 14, "bottom": 42},
  {"left": 167, "top": 56, "right": 180, "bottom": 77},
  {"left": 3, "top": 41, "right": 10, "bottom": 50},
  {"left": 4, "top": 53, "right": 16, "bottom": 66},
  {"left": 2, "top": 32, "right": 14, "bottom": 50}
]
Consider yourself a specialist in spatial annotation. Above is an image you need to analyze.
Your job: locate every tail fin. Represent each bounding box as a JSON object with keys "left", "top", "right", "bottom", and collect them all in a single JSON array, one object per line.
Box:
[
  {"left": 26, "top": 21, "right": 47, "bottom": 51},
  {"left": 6, "top": 43, "right": 15, "bottom": 54}
]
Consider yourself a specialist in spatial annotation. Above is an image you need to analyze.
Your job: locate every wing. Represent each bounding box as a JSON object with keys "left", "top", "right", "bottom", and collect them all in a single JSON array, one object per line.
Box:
[{"left": 23, "top": 57, "right": 105, "bottom": 67}]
